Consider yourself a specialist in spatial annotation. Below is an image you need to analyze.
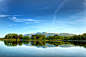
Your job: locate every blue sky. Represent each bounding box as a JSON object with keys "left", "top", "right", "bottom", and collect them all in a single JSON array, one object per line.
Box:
[{"left": 0, "top": 0, "right": 86, "bottom": 37}]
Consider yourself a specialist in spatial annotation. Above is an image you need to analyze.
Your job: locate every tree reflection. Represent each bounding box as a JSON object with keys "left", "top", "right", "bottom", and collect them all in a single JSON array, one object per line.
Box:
[
  {"left": 4, "top": 41, "right": 30, "bottom": 46},
  {"left": 31, "top": 41, "right": 46, "bottom": 46},
  {"left": 4, "top": 41, "right": 17, "bottom": 46},
  {"left": 3, "top": 40, "right": 86, "bottom": 48}
]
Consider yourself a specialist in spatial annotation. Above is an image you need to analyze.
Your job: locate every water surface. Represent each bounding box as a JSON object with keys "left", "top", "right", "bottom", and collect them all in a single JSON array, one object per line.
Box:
[{"left": 0, "top": 41, "right": 86, "bottom": 57}]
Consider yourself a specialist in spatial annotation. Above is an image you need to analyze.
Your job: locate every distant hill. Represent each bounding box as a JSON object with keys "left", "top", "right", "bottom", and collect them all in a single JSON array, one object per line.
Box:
[
  {"left": 58, "top": 33, "right": 75, "bottom": 37},
  {"left": 23, "top": 32, "right": 75, "bottom": 37},
  {"left": 35, "top": 32, "right": 58, "bottom": 37},
  {"left": 23, "top": 33, "right": 34, "bottom": 37}
]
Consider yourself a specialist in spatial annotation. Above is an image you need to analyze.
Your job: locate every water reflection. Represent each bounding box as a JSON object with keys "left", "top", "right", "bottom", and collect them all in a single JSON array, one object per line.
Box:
[
  {"left": 3, "top": 41, "right": 86, "bottom": 48},
  {"left": 0, "top": 40, "right": 86, "bottom": 57}
]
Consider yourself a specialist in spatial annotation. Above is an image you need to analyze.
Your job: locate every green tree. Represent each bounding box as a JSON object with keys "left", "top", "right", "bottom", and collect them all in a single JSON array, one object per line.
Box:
[
  {"left": 4, "top": 34, "right": 10, "bottom": 39},
  {"left": 83, "top": 33, "right": 86, "bottom": 40},
  {"left": 19, "top": 34, "right": 23, "bottom": 39},
  {"left": 23, "top": 36, "right": 30, "bottom": 40}
]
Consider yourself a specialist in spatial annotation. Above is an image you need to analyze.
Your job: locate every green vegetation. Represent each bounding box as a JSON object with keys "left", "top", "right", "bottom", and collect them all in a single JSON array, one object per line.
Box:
[
  {"left": 1, "top": 33, "right": 86, "bottom": 49},
  {"left": 64, "top": 33, "right": 86, "bottom": 40},
  {"left": 31, "top": 34, "right": 46, "bottom": 40},
  {"left": 0, "top": 33, "right": 86, "bottom": 41},
  {"left": 3, "top": 41, "right": 86, "bottom": 48},
  {"left": 31, "top": 41, "right": 46, "bottom": 46},
  {"left": 47, "top": 33, "right": 86, "bottom": 40},
  {"left": 46, "top": 35, "right": 63, "bottom": 40},
  {"left": 4, "top": 33, "right": 30, "bottom": 40}
]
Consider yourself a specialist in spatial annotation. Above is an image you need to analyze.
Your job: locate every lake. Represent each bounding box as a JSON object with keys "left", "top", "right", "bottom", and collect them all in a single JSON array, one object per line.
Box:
[{"left": 0, "top": 40, "right": 86, "bottom": 57}]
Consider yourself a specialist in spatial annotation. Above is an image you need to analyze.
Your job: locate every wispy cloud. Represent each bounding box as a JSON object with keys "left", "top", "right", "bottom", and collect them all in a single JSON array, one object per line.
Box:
[
  {"left": 9, "top": 17, "right": 43, "bottom": 23},
  {"left": 0, "top": 14, "right": 22, "bottom": 17},
  {"left": 18, "top": 22, "right": 63, "bottom": 32},
  {"left": 34, "top": 22, "right": 40, "bottom": 23},
  {"left": 66, "top": 19, "right": 86, "bottom": 25},
  {"left": 39, "top": 7, "right": 51, "bottom": 10},
  {"left": 53, "top": 0, "right": 70, "bottom": 24},
  {"left": 79, "top": 0, "right": 86, "bottom": 7},
  {"left": 9, "top": 17, "right": 37, "bottom": 22},
  {"left": 25, "top": 22, "right": 40, "bottom": 25},
  {"left": 9, "top": 25, "right": 12, "bottom": 26},
  {"left": 0, "top": 15, "right": 10, "bottom": 17},
  {"left": 79, "top": 6, "right": 85, "bottom": 7},
  {"left": 83, "top": 0, "right": 86, "bottom": 6},
  {"left": 0, "top": 0, "right": 9, "bottom": 12},
  {"left": 55, "top": 11, "right": 86, "bottom": 26},
  {"left": 9, "top": 24, "right": 18, "bottom": 26},
  {"left": 26, "top": 23, "right": 30, "bottom": 24},
  {"left": 66, "top": 10, "right": 76, "bottom": 12}
]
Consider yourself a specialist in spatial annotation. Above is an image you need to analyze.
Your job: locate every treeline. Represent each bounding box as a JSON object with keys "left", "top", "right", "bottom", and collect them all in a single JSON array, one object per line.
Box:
[
  {"left": 64, "top": 33, "right": 86, "bottom": 40},
  {"left": 46, "top": 33, "right": 86, "bottom": 40},
  {"left": 3, "top": 33, "right": 86, "bottom": 40},
  {"left": 31, "top": 35, "right": 46, "bottom": 40},
  {"left": 4, "top": 33, "right": 46, "bottom": 40},
  {"left": 4, "top": 33, "right": 30, "bottom": 40}
]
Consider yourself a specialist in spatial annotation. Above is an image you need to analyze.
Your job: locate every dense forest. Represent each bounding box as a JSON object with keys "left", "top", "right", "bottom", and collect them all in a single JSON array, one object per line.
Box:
[{"left": 1, "top": 33, "right": 86, "bottom": 40}]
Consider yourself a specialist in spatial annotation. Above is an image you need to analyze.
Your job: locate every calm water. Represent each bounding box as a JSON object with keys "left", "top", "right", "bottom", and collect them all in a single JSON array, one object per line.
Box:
[{"left": 0, "top": 41, "right": 86, "bottom": 57}]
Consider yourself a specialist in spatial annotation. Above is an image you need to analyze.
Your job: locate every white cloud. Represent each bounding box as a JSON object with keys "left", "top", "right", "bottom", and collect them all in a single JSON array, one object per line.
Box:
[
  {"left": 9, "top": 17, "right": 43, "bottom": 23},
  {"left": 9, "top": 25, "right": 12, "bottom": 26},
  {"left": 55, "top": 11, "right": 86, "bottom": 25},
  {"left": 0, "top": 0, "right": 9, "bottom": 12},
  {"left": 9, "top": 24, "right": 17, "bottom": 26},
  {"left": 0, "top": 14, "right": 22, "bottom": 17},
  {"left": 25, "top": 22, "right": 32, "bottom": 24},
  {"left": 0, "top": 15, "right": 10, "bottom": 17},
  {"left": 53, "top": 0, "right": 70, "bottom": 24},
  {"left": 39, "top": 7, "right": 51, "bottom": 10},
  {"left": 83, "top": 0, "right": 86, "bottom": 6},
  {"left": 9, "top": 17, "right": 37, "bottom": 22},
  {"left": 65, "top": 19, "right": 86, "bottom": 25},
  {"left": 79, "top": 0, "right": 86, "bottom": 7},
  {"left": 34, "top": 22, "right": 40, "bottom": 23},
  {"left": 26, "top": 23, "right": 29, "bottom": 24},
  {"left": 83, "top": 2, "right": 86, "bottom": 6}
]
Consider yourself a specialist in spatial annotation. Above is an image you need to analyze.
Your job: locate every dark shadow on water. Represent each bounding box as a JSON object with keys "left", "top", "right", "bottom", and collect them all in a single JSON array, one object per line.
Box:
[{"left": 2, "top": 40, "right": 86, "bottom": 48}]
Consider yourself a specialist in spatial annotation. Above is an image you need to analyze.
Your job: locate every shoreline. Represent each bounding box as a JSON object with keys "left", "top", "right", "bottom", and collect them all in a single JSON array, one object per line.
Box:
[{"left": 0, "top": 39, "right": 86, "bottom": 42}]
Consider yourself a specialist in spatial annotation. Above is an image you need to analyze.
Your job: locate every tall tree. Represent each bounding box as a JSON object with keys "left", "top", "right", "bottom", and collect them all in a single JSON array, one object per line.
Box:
[{"left": 19, "top": 34, "right": 23, "bottom": 39}]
